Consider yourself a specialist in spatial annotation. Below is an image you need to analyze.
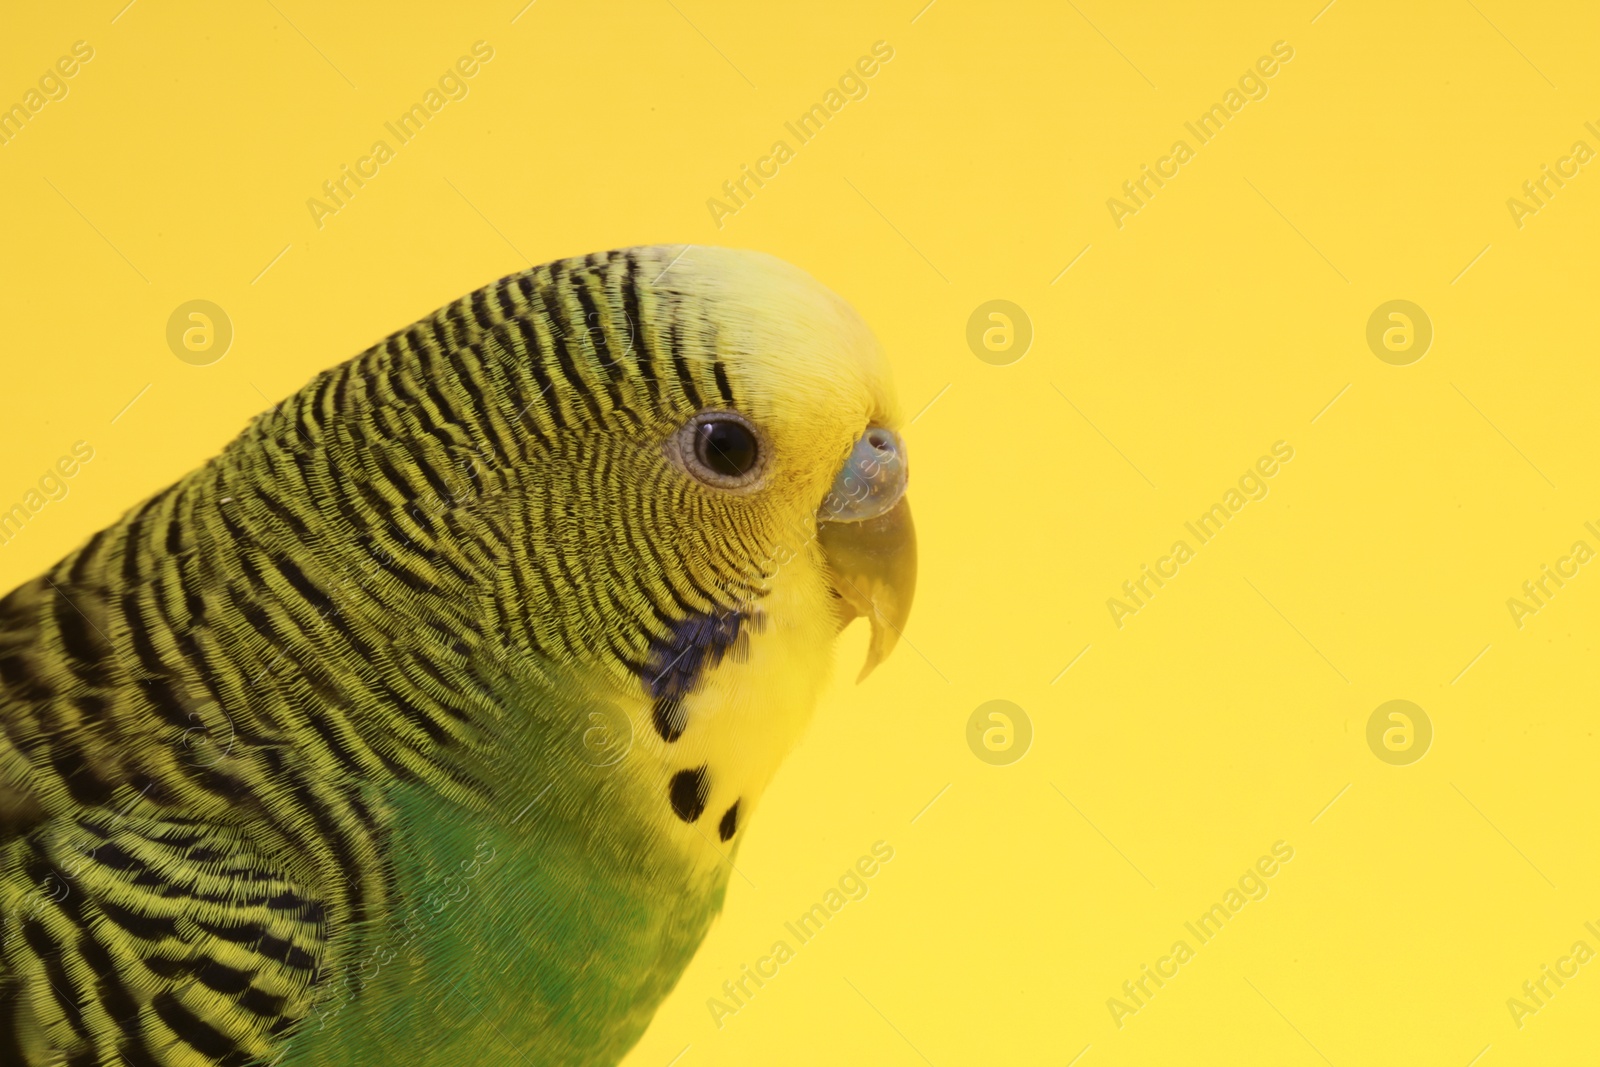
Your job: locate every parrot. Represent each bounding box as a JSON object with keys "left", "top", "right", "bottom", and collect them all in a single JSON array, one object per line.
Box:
[{"left": 0, "top": 245, "right": 916, "bottom": 1066}]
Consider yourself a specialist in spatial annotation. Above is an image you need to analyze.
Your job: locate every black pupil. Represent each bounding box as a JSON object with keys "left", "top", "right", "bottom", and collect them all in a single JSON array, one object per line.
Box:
[{"left": 697, "top": 420, "right": 757, "bottom": 477}]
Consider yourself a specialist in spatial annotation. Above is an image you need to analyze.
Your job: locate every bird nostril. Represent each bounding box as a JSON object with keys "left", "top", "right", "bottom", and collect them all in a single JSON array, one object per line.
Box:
[{"left": 867, "top": 430, "right": 894, "bottom": 453}]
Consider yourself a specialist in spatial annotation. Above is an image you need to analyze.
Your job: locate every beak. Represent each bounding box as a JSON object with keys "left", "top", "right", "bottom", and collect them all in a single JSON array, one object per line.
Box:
[{"left": 817, "top": 427, "right": 918, "bottom": 682}]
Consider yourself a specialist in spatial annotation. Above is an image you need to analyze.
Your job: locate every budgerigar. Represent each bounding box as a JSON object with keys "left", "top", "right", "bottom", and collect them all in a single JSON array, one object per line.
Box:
[{"left": 0, "top": 246, "right": 916, "bottom": 1066}]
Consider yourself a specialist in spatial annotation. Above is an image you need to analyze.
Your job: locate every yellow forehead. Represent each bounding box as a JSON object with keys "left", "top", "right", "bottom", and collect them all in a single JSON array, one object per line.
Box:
[{"left": 637, "top": 245, "right": 901, "bottom": 443}]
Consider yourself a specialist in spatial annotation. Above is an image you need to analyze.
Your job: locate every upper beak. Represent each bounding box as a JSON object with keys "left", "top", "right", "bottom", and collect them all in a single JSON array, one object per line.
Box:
[{"left": 817, "top": 427, "right": 918, "bottom": 682}]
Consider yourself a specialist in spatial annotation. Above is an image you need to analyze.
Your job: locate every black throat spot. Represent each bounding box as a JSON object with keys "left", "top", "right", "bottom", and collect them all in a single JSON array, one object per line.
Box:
[{"left": 669, "top": 766, "right": 709, "bottom": 822}]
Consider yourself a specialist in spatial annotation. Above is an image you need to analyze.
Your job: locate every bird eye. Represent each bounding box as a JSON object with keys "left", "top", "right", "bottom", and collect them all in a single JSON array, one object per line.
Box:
[
  {"left": 674, "top": 412, "right": 764, "bottom": 489},
  {"left": 696, "top": 419, "right": 757, "bottom": 476}
]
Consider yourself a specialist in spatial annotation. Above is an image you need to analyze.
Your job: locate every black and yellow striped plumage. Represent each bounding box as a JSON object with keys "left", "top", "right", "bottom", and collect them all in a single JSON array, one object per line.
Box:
[{"left": 0, "top": 246, "right": 907, "bottom": 1065}]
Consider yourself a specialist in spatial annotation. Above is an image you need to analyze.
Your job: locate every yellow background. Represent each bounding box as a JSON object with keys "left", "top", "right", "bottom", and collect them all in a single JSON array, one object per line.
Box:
[{"left": 3, "top": 1, "right": 1598, "bottom": 1063}]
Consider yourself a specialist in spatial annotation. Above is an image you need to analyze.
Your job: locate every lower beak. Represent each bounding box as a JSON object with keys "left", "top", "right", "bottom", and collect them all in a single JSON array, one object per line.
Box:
[{"left": 819, "top": 495, "right": 917, "bottom": 682}]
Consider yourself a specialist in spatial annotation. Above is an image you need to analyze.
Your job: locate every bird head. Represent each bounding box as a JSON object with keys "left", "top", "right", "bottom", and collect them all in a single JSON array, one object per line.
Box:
[
  {"left": 493, "top": 245, "right": 916, "bottom": 695},
  {"left": 640, "top": 245, "right": 917, "bottom": 683}
]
